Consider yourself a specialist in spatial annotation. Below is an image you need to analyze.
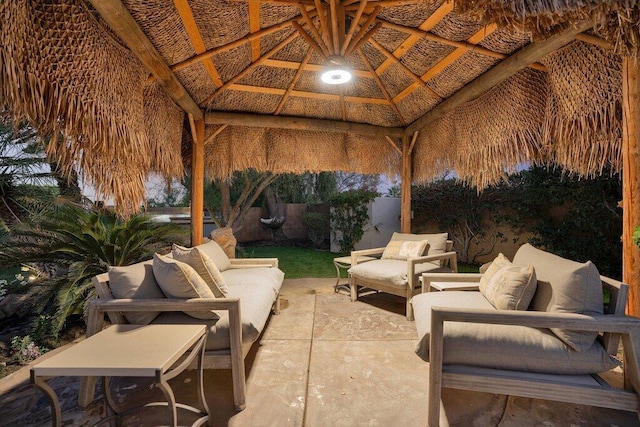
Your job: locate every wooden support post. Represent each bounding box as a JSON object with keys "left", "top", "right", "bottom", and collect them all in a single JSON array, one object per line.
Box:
[
  {"left": 622, "top": 57, "right": 640, "bottom": 317},
  {"left": 191, "top": 118, "right": 205, "bottom": 246},
  {"left": 401, "top": 134, "right": 412, "bottom": 233}
]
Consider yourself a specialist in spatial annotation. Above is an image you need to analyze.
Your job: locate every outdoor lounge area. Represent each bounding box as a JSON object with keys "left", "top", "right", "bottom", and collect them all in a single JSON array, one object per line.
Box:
[
  {"left": 1, "top": 277, "right": 638, "bottom": 426},
  {"left": 4, "top": 0, "right": 640, "bottom": 426}
]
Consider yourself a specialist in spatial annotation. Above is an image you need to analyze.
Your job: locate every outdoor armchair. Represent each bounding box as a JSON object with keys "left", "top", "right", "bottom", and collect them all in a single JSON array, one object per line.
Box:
[{"left": 348, "top": 232, "right": 457, "bottom": 320}]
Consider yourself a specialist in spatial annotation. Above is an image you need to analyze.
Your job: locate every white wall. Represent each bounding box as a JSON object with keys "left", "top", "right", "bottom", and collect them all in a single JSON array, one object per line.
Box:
[{"left": 331, "top": 197, "right": 401, "bottom": 253}]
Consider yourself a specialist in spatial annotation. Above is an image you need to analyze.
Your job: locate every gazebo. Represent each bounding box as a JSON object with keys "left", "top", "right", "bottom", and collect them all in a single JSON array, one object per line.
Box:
[{"left": 1, "top": 0, "right": 639, "bottom": 315}]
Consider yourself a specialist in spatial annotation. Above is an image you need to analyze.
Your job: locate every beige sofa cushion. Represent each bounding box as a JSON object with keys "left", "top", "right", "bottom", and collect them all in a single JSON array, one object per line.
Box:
[
  {"left": 411, "top": 291, "right": 618, "bottom": 375},
  {"left": 196, "top": 240, "right": 231, "bottom": 271},
  {"left": 153, "top": 268, "right": 284, "bottom": 351},
  {"left": 152, "top": 253, "right": 219, "bottom": 320},
  {"left": 382, "top": 239, "right": 429, "bottom": 260},
  {"left": 172, "top": 244, "right": 229, "bottom": 297},
  {"left": 479, "top": 253, "right": 537, "bottom": 310},
  {"left": 108, "top": 260, "right": 165, "bottom": 325},
  {"left": 513, "top": 244, "right": 603, "bottom": 352},
  {"left": 349, "top": 259, "right": 451, "bottom": 286}
]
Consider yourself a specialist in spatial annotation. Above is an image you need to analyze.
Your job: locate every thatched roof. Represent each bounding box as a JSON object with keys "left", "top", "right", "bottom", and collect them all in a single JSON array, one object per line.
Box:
[{"left": 0, "top": 0, "right": 637, "bottom": 214}]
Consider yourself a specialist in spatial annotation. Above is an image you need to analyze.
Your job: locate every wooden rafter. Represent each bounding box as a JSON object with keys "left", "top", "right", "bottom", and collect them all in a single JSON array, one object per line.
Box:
[
  {"left": 575, "top": 33, "right": 612, "bottom": 49},
  {"left": 374, "top": 0, "right": 453, "bottom": 75},
  {"left": 378, "top": 20, "right": 548, "bottom": 72},
  {"left": 367, "top": 38, "right": 442, "bottom": 100},
  {"left": 406, "top": 21, "right": 593, "bottom": 134},
  {"left": 345, "top": 0, "right": 421, "bottom": 9},
  {"left": 229, "top": 84, "right": 389, "bottom": 105},
  {"left": 205, "top": 111, "right": 405, "bottom": 137},
  {"left": 204, "top": 124, "right": 228, "bottom": 145},
  {"left": 298, "top": 4, "right": 331, "bottom": 56},
  {"left": 330, "top": 0, "right": 340, "bottom": 53},
  {"left": 340, "top": 87, "right": 347, "bottom": 121},
  {"left": 199, "top": 32, "right": 299, "bottom": 107},
  {"left": 358, "top": 48, "right": 405, "bottom": 125},
  {"left": 393, "top": 23, "right": 498, "bottom": 104},
  {"left": 169, "top": 16, "right": 303, "bottom": 73},
  {"left": 274, "top": 48, "right": 314, "bottom": 115},
  {"left": 344, "top": 6, "right": 382, "bottom": 56},
  {"left": 293, "top": 21, "right": 327, "bottom": 57},
  {"left": 341, "top": 0, "right": 367, "bottom": 55},
  {"left": 314, "top": 0, "right": 331, "bottom": 48},
  {"left": 173, "top": 0, "right": 223, "bottom": 87},
  {"left": 384, "top": 136, "right": 402, "bottom": 154},
  {"left": 248, "top": 0, "right": 262, "bottom": 61},
  {"left": 408, "top": 130, "right": 419, "bottom": 154},
  {"left": 263, "top": 58, "right": 370, "bottom": 77},
  {"left": 88, "top": 0, "right": 202, "bottom": 119}
]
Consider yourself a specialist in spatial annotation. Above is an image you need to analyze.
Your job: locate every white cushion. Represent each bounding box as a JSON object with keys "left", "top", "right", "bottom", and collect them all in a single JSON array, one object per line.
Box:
[
  {"left": 349, "top": 259, "right": 450, "bottom": 286},
  {"left": 382, "top": 239, "right": 429, "bottom": 260},
  {"left": 195, "top": 240, "right": 231, "bottom": 271},
  {"left": 108, "top": 260, "right": 165, "bottom": 325},
  {"left": 479, "top": 253, "right": 537, "bottom": 310}
]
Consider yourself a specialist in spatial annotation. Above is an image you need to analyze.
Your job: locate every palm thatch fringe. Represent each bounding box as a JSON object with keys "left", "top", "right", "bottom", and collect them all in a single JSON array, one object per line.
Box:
[{"left": 452, "top": 0, "right": 640, "bottom": 57}]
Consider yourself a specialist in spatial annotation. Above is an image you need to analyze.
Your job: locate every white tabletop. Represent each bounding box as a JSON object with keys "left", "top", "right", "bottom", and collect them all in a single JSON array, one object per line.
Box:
[
  {"left": 334, "top": 255, "right": 376, "bottom": 265},
  {"left": 32, "top": 324, "right": 206, "bottom": 378}
]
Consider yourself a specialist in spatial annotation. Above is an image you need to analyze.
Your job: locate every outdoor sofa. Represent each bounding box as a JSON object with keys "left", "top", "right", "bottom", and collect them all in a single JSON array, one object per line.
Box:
[
  {"left": 349, "top": 232, "right": 457, "bottom": 320},
  {"left": 412, "top": 243, "right": 640, "bottom": 426},
  {"left": 79, "top": 240, "right": 284, "bottom": 411}
]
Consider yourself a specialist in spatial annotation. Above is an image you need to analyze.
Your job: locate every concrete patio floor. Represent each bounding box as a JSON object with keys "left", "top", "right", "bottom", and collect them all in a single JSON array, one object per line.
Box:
[{"left": 0, "top": 278, "right": 638, "bottom": 426}]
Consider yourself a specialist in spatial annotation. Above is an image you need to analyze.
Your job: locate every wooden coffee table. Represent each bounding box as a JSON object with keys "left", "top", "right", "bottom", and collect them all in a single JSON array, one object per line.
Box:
[{"left": 31, "top": 324, "right": 209, "bottom": 427}]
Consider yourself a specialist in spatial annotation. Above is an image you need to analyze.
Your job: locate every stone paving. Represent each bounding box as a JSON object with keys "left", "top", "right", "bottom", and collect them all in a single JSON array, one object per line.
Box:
[{"left": 0, "top": 278, "right": 637, "bottom": 426}]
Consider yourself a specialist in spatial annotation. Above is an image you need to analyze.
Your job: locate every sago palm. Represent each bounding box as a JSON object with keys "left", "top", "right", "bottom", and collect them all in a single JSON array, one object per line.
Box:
[{"left": 0, "top": 201, "right": 187, "bottom": 335}]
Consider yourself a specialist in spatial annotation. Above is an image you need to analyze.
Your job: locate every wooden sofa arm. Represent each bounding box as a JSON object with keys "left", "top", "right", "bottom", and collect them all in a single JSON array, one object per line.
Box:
[
  {"left": 350, "top": 247, "right": 384, "bottom": 265},
  {"left": 421, "top": 273, "right": 483, "bottom": 293},
  {"left": 86, "top": 298, "right": 241, "bottom": 337},
  {"left": 229, "top": 258, "right": 278, "bottom": 268},
  {"left": 408, "top": 251, "right": 458, "bottom": 272}
]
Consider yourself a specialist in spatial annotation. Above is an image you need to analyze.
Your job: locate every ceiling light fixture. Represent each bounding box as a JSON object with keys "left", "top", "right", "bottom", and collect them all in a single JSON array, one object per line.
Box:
[{"left": 320, "top": 56, "right": 352, "bottom": 85}]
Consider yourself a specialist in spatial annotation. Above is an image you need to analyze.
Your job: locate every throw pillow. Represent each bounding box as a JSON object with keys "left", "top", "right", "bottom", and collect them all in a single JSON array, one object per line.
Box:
[
  {"left": 479, "top": 253, "right": 512, "bottom": 294},
  {"left": 108, "top": 260, "right": 165, "bottom": 325},
  {"left": 152, "top": 253, "right": 219, "bottom": 320},
  {"left": 381, "top": 239, "right": 429, "bottom": 260},
  {"left": 172, "top": 244, "right": 229, "bottom": 297},
  {"left": 194, "top": 240, "right": 231, "bottom": 271},
  {"left": 482, "top": 264, "right": 537, "bottom": 310}
]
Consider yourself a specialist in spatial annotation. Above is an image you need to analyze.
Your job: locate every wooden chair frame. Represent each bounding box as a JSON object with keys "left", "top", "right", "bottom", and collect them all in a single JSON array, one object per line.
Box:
[
  {"left": 350, "top": 240, "right": 457, "bottom": 320},
  {"left": 78, "top": 258, "right": 281, "bottom": 412},
  {"left": 425, "top": 275, "right": 640, "bottom": 426}
]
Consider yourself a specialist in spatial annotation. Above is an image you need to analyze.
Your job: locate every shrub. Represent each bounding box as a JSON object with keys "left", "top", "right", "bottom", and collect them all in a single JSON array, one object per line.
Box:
[
  {"left": 303, "top": 211, "right": 328, "bottom": 248},
  {"left": 329, "top": 190, "right": 378, "bottom": 253}
]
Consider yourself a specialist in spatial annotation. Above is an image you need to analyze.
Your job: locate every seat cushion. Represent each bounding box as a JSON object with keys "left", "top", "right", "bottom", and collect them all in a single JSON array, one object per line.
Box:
[
  {"left": 513, "top": 244, "right": 603, "bottom": 352},
  {"left": 152, "top": 280, "right": 279, "bottom": 351},
  {"left": 108, "top": 260, "right": 165, "bottom": 325},
  {"left": 411, "top": 291, "right": 618, "bottom": 375},
  {"left": 349, "top": 259, "right": 450, "bottom": 286},
  {"left": 152, "top": 253, "right": 219, "bottom": 320}
]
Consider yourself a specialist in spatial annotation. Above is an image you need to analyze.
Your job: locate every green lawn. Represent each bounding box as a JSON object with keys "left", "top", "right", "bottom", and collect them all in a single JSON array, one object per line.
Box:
[{"left": 239, "top": 245, "right": 479, "bottom": 279}]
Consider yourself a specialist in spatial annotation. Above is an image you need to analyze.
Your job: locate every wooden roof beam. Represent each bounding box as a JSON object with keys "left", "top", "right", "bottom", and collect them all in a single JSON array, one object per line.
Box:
[
  {"left": 205, "top": 111, "right": 405, "bottom": 137},
  {"left": 173, "top": 0, "right": 223, "bottom": 87},
  {"left": 274, "top": 48, "right": 314, "bottom": 115},
  {"left": 358, "top": 48, "right": 405, "bottom": 125},
  {"left": 406, "top": 21, "right": 593, "bottom": 135},
  {"left": 89, "top": 0, "right": 202, "bottom": 120},
  {"left": 263, "top": 58, "right": 370, "bottom": 77},
  {"left": 377, "top": 20, "right": 547, "bottom": 72},
  {"left": 229, "top": 83, "right": 390, "bottom": 105},
  {"left": 248, "top": 0, "right": 262, "bottom": 61}
]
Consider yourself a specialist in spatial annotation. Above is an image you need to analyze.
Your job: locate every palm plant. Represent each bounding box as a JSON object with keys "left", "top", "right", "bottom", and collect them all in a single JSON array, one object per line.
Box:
[{"left": 0, "top": 201, "right": 187, "bottom": 336}]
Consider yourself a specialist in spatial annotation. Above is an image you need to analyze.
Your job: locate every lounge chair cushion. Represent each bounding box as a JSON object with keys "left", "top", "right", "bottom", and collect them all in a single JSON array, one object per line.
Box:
[
  {"left": 513, "top": 244, "right": 603, "bottom": 352},
  {"left": 382, "top": 239, "right": 429, "bottom": 260},
  {"left": 108, "top": 260, "right": 166, "bottom": 325},
  {"left": 152, "top": 269, "right": 284, "bottom": 351},
  {"left": 152, "top": 253, "right": 219, "bottom": 320},
  {"left": 412, "top": 291, "right": 618, "bottom": 375},
  {"left": 390, "top": 232, "right": 448, "bottom": 256},
  {"left": 349, "top": 259, "right": 450, "bottom": 286},
  {"left": 172, "top": 244, "right": 229, "bottom": 297},
  {"left": 195, "top": 240, "right": 231, "bottom": 272},
  {"left": 479, "top": 253, "right": 537, "bottom": 310}
]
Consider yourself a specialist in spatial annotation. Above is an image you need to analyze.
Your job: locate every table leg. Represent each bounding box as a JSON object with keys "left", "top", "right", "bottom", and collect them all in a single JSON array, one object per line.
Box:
[
  {"left": 156, "top": 378, "right": 178, "bottom": 427},
  {"left": 31, "top": 372, "right": 62, "bottom": 427}
]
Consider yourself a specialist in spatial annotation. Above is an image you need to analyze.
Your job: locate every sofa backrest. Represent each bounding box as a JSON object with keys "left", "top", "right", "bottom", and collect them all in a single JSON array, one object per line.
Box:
[{"left": 513, "top": 243, "right": 627, "bottom": 354}]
